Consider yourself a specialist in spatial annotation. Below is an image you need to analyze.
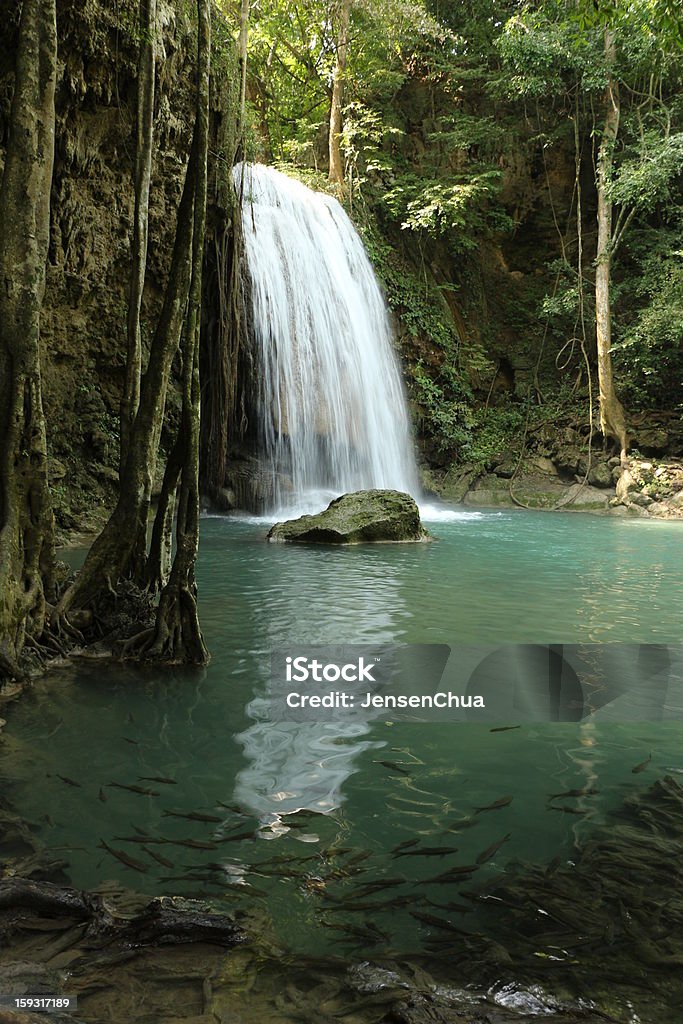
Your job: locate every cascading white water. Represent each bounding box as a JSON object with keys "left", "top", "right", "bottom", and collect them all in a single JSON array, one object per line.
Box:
[{"left": 235, "top": 162, "right": 420, "bottom": 515}]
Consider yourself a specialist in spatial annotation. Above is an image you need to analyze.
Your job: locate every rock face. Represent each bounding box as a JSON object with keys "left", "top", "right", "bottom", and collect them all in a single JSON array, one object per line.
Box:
[
  {"left": 0, "top": 0, "right": 231, "bottom": 537},
  {"left": 267, "top": 489, "right": 430, "bottom": 544}
]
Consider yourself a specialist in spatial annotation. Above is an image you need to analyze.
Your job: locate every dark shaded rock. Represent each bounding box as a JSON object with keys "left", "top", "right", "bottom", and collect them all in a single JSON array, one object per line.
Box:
[
  {"left": 224, "top": 453, "right": 291, "bottom": 513},
  {"left": 421, "top": 466, "right": 478, "bottom": 502},
  {"left": 127, "top": 896, "right": 244, "bottom": 947},
  {"left": 587, "top": 461, "right": 613, "bottom": 488},
  {"left": 631, "top": 492, "right": 654, "bottom": 507},
  {"left": 0, "top": 880, "right": 244, "bottom": 949},
  {"left": 633, "top": 427, "right": 669, "bottom": 454},
  {"left": 553, "top": 445, "right": 581, "bottom": 475},
  {"left": 267, "top": 490, "right": 430, "bottom": 544},
  {"left": 211, "top": 487, "right": 237, "bottom": 512}
]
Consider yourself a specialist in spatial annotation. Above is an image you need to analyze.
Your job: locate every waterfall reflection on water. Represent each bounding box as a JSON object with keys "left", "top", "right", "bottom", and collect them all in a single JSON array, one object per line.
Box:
[{"left": 232, "top": 548, "right": 409, "bottom": 824}]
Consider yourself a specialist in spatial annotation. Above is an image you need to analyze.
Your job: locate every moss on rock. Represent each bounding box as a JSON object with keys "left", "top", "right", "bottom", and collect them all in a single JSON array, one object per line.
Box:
[{"left": 267, "top": 489, "right": 431, "bottom": 544}]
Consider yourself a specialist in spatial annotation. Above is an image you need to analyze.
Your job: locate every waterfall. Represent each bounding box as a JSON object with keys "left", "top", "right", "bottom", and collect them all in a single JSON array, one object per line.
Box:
[{"left": 235, "top": 163, "right": 419, "bottom": 515}]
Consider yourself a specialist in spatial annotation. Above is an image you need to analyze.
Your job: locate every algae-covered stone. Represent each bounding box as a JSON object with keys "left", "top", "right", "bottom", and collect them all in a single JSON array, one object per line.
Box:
[
  {"left": 588, "top": 461, "right": 614, "bottom": 488},
  {"left": 267, "top": 489, "right": 430, "bottom": 544}
]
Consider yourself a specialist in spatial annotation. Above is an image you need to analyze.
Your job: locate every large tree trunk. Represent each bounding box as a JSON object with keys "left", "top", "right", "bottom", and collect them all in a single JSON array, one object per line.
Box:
[
  {"left": 0, "top": 0, "right": 57, "bottom": 680},
  {"left": 120, "top": 0, "right": 157, "bottom": 476},
  {"left": 328, "top": 0, "right": 351, "bottom": 187},
  {"left": 595, "top": 29, "right": 628, "bottom": 462},
  {"left": 54, "top": 136, "right": 198, "bottom": 622},
  {"left": 146, "top": 432, "right": 182, "bottom": 592},
  {"left": 141, "top": 0, "right": 211, "bottom": 665},
  {"left": 197, "top": 0, "right": 248, "bottom": 501}
]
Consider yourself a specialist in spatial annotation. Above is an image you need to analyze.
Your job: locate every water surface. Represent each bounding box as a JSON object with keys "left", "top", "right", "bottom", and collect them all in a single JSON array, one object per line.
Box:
[{"left": 4, "top": 509, "right": 683, "bottom": 1017}]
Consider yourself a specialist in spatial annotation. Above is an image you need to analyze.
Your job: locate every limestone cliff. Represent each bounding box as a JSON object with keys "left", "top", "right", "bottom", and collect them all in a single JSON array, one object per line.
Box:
[{"left": 0, "top": 0, "right": 202, "bottom": 535}]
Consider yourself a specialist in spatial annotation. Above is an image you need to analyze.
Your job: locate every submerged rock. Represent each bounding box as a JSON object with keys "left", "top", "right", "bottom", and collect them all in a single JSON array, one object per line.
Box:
[{"left": 267, "top": 489, "right": 431, "bottom": 544}]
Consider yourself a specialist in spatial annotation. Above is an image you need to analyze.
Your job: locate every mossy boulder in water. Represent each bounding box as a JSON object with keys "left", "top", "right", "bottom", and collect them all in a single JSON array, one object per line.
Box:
[{"left": 267, "top": 489, "right": 430, "bottom": 544}]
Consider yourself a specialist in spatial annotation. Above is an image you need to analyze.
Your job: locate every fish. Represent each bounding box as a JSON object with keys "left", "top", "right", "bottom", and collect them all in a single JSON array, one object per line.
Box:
[
  {"left": 429, "top": 864, "right": 480, "bottom": 882},
  {"left": 321, "top": 845, "right": 353, "bottom": 858},
  {"left": 127, "top": 712, "right": 135, "bottom": 724},
  {"left": 410, "top": 911, "right": 467, "bottom": 934},
  {"left": 444, "top": 816, "right": 479, "bottom": 831},
  {"left": 131, "top": 825, "right": 168, "bottom": 841},
  {"left": 256, "top": 854, "right": 318, "bottom": 866},
  {"left": 56, "top": 774, "right": 81, "bottom": 788},
  {"left": 98, "top": 788, "right": 107, "bottom": 803},
  {"left": 98, "top": 839, "right": 149, "bottom": 873},
  {"left": 632, "top": 755, "right": 652, "bottom": 774},
  {"left": 107, "top": 782, "right": 160, "bottom": 797},
  {"left": 220, "top": 830, "right": 255, "bottom": 843},
  {"left": 322, "top": 920, "right": 388, "bottom": 943},
  {"left": 549, "top": 787, "right": 599, "bottom": 799},
  {"left": 344, "top": 850, "right": 373, "bottom": 867},
  {"left": 352, "top": 878, "right": 407, "bottom": 897},
  {"left": 373, "top": 760, "right": 411, "bottom": 775},
  {"left": 143, "top": 847, "right": 174, "bottom": 869},
  {"left": 114, "top": 835, "right": 169, "bottom": 845},
  {"left": 474, "top": 795, "right": 513, "bottom": 814},
  {"left": 168, "top": 838, "right": 218, "bottom": 850},
  {"left": 549, "top": 805, "right": 587, "bottom": 815},
  {"left": 163, "top": 810, "right": 223, "bottom": 824},
  {"left": 476, "top": 833, "right": 511, "bottom": 865},
  {"left": 122, "top": 737, "right": 139, "bottom": 745},
  {"left": 489, "top": 726, "right": 521, "bottom": 733},
  {"left": 395, "top": 846, "right": 458, "bottom": 858},
  {"left": 425, "top": 898, "right": 473, "bottom": 914},
  {"left": 139, "top": 776, "right": 177, "bottom": 785},
  {"left": 390, "top": 838, "right": 420, "bottom": 854},
  {"left": 324, "top": 898, "right": 391, "bottom": 913},
  {"left": 370, "top": 894, "right": 414, "bottom": 910}
]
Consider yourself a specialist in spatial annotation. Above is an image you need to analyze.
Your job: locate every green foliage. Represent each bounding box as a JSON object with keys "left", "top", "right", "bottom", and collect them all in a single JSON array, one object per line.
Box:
[
  {"left": 615, "top": 244, "right": 683, "bottom": 408},
  {"left": 242, "top": 0, "right": 683, "bottom": 462},
  {"left": 340, "top": 101, "right": 403, "bottom": 185},
  {"left": 383, "top": 169, "right": 509, "bottom": 242},
  {"left": 607, "top": 132, "right": 683, "bottom": 213},
  {"left": 461, "top": 405, "right": 526, "bottom": 467},
  {"left": 359, "top": 218, "right": 481, "bottom": 454},
  {"left": 411, "top": 360, "right": 474, "bottom": 453}
]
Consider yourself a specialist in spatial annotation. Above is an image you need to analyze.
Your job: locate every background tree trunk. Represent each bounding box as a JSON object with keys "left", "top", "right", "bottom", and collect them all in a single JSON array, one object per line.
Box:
[
  {"left": 54, "top": 138, "right": 198, "bottom": 622},
  {"left": 595, "top": 28, "right": 628, "bottom": 462},
  {"left": 0, "top": 0, "right": 57, "bottom": 679},
  {"left": 120, "top": 0, "right": 157, "bottom": 476},
  {"left": 141, "top": 0, "right": 211, "bottom": 665},
  {"left": 238, "top": 0, "right": 249, "bottom": 130},
  {"left": 328, "top": 0, "right": 351, "bottom": 186}
]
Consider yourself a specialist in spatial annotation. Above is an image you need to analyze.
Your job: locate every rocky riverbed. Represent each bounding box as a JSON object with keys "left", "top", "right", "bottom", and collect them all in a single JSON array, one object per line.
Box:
[{"left": 424, "top": 455, "right": 683, "bottom": 519}]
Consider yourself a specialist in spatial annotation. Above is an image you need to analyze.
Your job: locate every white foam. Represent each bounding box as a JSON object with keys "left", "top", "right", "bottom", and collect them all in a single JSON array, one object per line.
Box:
[{"left": 236, "top": 163, "right": 420, "bottom": 511}]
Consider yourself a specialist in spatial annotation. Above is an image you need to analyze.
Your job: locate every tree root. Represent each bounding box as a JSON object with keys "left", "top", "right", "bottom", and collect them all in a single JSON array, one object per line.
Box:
[
  {"left": 0, "top": 645, "right": 29, "bottom": 683},
  {"left": 135, "top": 583, "right": 209, "bottom": 666},
  {"left": 119, "top": 627, "right": 155, "bottom": 658}
]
